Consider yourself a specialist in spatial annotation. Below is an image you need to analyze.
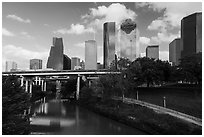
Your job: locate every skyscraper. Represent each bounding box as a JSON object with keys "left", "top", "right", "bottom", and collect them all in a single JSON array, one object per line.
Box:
[
  {"left": 181, "top": 12, "right": 202, "bottom": 58},
  {"left": 63, "top": 54, "right": 71, "bottom": 70},
  {"left": 71, "top": 57, "right": 80, "bottom": 70},
  {"left": 169, "top": 38, "right": 181, "bottom": 66},
  {"left": 47, "top": 37, "right": 64, "bottom": 70},
  {"left": 119, "top": 19, "right": 140, "bottom": 61},
  {"left": 85, "top": 40, "right": 97, "bottom": 70},
  {"left": 5, "top": 61, "right": 17, "bottom": 72},
  {"left": 103, "top": 22, "right": 115, "bottom": 69},
  {"left": 30, "top": 59, "right": 42, "bottom": 70},
  {"left": 80, "top": 60, "right": 85, "bottom": 70},
  {"left": 146, "top": 45, "right": 159, "bottom": 59}
]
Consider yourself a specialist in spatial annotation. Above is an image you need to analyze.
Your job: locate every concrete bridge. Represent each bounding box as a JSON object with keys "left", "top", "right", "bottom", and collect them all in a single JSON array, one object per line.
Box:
[{"left": 2, "top": 70, "right": 120, "bottom": 100}]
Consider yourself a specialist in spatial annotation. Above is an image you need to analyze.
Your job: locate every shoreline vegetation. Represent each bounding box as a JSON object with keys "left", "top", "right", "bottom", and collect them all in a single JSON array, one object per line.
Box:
[{"left": 78, "top": 98, "right": 202, "bottom": 135}]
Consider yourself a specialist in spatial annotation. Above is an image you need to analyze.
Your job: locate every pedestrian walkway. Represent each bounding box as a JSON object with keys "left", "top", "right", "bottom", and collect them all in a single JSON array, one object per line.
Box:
[{"left": 113, "top": 96, "right": 202, "bottom": 127}]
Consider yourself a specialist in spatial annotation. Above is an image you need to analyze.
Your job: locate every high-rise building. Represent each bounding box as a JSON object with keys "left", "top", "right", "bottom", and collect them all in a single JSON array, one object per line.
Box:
[
  {"left": 71, "top": 57, "right": 80, "bottom": 70},
  {"left": 47, "top": 37, "right": 64, "bottom": 70},
  {"left": 63, "top": 54, "right": 71, "bottom": 70},
  {"left": 80, "top": 60, "right": 85, "bottom": 70},
  {"left": 169, "top": 38, "right": 181, "bottom": 66},
  {"left": 85, "top": 40, "right": 97, "bottom": 70},
  {"left": 146, "top": 45, "right": 159, "bottom": 59},
  {"left": 103, "top": 22, "right": 115, "bottom": 69},
  {"left": 181, "top": 12, "right": 202, "bottom": 58},
  {"left": 5, "top": 61, "right": 17, "bottom": 72},
  {"left": 30, "top": 59, "right": 42, "bottom": 70},
  {"left": 119, "top": 19, "right": 140, "bottom": 61}
]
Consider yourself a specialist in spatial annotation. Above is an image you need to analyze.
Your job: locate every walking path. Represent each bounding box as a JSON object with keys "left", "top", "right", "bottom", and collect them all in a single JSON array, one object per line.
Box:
[{"left": 113, "top": 96, "right": 202, "bottom": 127}]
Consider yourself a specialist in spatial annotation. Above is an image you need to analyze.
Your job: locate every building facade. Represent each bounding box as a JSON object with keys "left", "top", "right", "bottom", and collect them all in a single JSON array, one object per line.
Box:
[
  {"left": 85, "top": 40, "right": 97, "bottom": 70},
  {"left": 30, "top": 59, "right": 42, "bottom": 70},
  {"left": 80, "top": 60, "right": 85, "bottom": 70},
  {"left": 146, "top": 45, "right": 159, "bottom": 59},
  {"left": 71, "top": 57, "right": 80, "bottom": 70},
  {"left": 169, "top": 38, "right": 181, "bottom": 66},
  {"left": 119, "top": 19, "right": 140, "bottom": 61},
  {"left": 181, "top": 12, "right": 202, "bottom": 58},
  {"left": 5, "top": 61, "right": 17, "bottom": 72},
  {"left": 103, "top": 22, "right": 115, "bottom": 69},
  {"left": 63, "top": 54, "right": 71, "bottom": 70},
  {"left": 47, "top": 37, "right": 64, "bottom": 70}
]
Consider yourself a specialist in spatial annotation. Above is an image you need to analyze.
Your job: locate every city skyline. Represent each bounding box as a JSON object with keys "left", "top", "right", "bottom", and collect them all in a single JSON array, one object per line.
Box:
[{"left": 2, "top": 2, "right": 202, "bottom": 70}]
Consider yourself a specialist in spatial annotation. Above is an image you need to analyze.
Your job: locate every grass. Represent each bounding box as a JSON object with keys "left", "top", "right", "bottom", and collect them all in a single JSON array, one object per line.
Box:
[
  {"left": 79, "top": 98, "right": 202, "bottom": 135},
  {"left": 126, "top": 85, "right": 202, "bottom": 118}
]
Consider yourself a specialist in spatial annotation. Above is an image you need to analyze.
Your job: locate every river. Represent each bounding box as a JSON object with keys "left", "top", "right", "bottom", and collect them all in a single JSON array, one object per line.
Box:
[{"left": 30, "top": 99, "right": 146, "bottom": 135}]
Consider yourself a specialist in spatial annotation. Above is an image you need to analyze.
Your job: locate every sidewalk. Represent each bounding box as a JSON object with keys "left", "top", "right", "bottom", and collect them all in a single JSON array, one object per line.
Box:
[{"left": 113, "top": 96, "right": 202, "bottom": 127}]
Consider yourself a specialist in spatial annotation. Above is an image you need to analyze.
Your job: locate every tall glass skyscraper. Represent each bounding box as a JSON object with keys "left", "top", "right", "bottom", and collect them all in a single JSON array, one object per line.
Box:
[
  {"left": 30, "top": 59, "right": 42, "bottom": 70},
  {"left": 47, "top": 37, "right": 64, "bottom": 70},
  {"left": 169, "top": 38, "right": 181, "bottom": 66},
  {"left": 181, "top": 12, "right": 202, "bottom": 58},
  {"left": 103, "top": 22, "right": 115, "bottom": 69},
  {"left": 119, "top": 19, "right": 140, "bottom": 61},
  {"left": 85, "top": 40, "right": 97, "bottom": 70}
]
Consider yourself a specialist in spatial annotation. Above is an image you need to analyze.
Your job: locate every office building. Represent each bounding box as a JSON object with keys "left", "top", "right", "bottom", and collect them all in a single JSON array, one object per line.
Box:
[
  {"left": 5, "top": 61, "right": 17, "bottom": 72},
  {"left": 97, "top": 62, "right": 103, "bottom": 70},
  {"left": 71, "top": 57, "right": 80, "bottom": 70},
  {"left": 119, "top": 18, "right": 140, "bottom": 61},
  {"left": 169, "top": 38, "right": 181, "bottom": 66},
  {"left": 30, "top": 59, "right": 42, "bottom": 70},
  {"left": 85, "top": 40, "right": 97, "bottom": 70},
  {"left": 146, "top": 45, "right": 159, "bottom": 59},
  {"left": 47, "top": 37, "right": 64, "bottom": 70},
  {"left": 181, "top": 12, "right": 202, "bottom": 58},
  {"left": 80, "top": 60, "right": 85, "bottom": 70},
  {"left": 103, "top": 22, "right": 115, "bottom": 69},
  {"left": 63, "top": 54, "right": 71, "bottom": 70}
]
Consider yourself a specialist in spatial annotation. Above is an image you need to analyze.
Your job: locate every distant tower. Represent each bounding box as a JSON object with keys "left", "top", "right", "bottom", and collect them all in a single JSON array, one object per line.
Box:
[
  {"left": 47, "top": 37, "right": 64, "bottom": 70},
  {"left": 85, "top": 40, "right": 97, "bottom": 70},
  {"left": 63, "top": 54, "right": 71, "bottom": 70},
  {"left": 30, "top": 59, "right": 42, "bottom": 70},
  {"left": 120, "top": 19, "right": 140, "bottom": 61},
  {"left": 146, "top": 45, "right": 159, "bottom": 59},
  {"left": 169, "top": 38, "right": 181, "bottom": 66},
  {"left": 181, "top": 12, "right": 202, "bottom": 58},
  {"left": 5, "top": 61, "right": 17, "bottom": 72},
  {"left": 103, "top": 22, "right": 115, "bottom": 69},
  {"left": 71, "top": 57, "right": 80, "bottom": 70},
  {"left": 80, "top": 60, "right": 85, "bottom": 70}
]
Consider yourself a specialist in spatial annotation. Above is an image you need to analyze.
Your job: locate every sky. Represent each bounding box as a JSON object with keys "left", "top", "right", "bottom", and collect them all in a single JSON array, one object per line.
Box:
[{"left": 2, "top": 2, "right": 202, "bottom": 70}]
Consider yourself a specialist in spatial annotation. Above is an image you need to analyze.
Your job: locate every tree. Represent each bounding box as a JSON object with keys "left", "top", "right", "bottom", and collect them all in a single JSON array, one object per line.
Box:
[
  {"left": 179, "top": 52, "right": 202, "bottom": 84},
  {"left": 2, "top": 75, "right": 30, "bottom": 135}
]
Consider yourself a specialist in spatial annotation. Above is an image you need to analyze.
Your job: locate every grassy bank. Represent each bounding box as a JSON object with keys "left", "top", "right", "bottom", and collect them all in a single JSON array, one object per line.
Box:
[
  {"left": 125, "top": 85, "right": 202, "bottom": 118},
  {"left": 79, "top": 98, "right": 201, "bottom": 135}
]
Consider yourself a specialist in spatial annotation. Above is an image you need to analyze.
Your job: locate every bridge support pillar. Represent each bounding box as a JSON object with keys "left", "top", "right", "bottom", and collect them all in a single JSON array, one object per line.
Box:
[
  {"left": 41, "top": 80, "right": 44, "bottom": 91},
  {"left": 39, "top": 77, "right": 41, "bottom": 85},
  {"left": 76, "top": 75, "right": 80, "bottom": 100},
  {"left": 35, "top": 76, "right": 38, "bottom": 85},
  {"left": 20, "top": 76, "right": 24, "bottom": 87},
  {"left": 44, "top": 81, "right": 47, "bottom": 91},
  {"left": 25, "top": 80, "right": 28, "bottom": 92},
  {"left": 29, "top": 81, "right": 32, "bottom": 95}
]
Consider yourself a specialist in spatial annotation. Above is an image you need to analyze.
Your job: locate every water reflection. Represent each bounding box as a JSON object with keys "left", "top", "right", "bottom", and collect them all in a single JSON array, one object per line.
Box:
[{"left": 30, "top": 99, "right": 146, "bottom": 135}]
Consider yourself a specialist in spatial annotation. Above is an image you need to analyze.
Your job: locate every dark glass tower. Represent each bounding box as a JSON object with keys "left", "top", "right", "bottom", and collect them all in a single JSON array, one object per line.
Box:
[
  {"left": 103, "top": 22, "right": 115, "bottom": 69},
  {"left": 63, "top": 54, "right": 71, "bottom": 70},
  {"left": 47, "top": 37, "right": 64, "bottom": 70},
  {"left": 181, "top": 12, "right": 202, "bottom": 58}
]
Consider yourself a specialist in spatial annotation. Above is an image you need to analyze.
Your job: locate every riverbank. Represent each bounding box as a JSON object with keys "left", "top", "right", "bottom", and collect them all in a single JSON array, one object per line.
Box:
[{"left": 78, "top": 98, "right": 201, "bottom": 135}]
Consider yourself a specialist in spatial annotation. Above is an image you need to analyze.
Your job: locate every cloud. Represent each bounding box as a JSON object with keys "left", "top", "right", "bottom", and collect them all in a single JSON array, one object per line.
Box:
[
  {"left": 2, "top": 44, "right": 48, "bottom": 70},
  {"left": 151, "top": 31, "right": 180, "bottom": 44},
  {"left": 20, "top": 31, "right": 34, "bottom": 39},
  {"left": 137, "top": 2, "right": 202, "bottom": 31},
  {"left": 54, "top": 24, "right": 95, "bottom": 35},
  {"left": 82, "top": 3, "right": 137, "bottom": 30},
  {"left": 2, "top": 28, "right": 15, "bottom": 36},
  {"left": 6, "top": 14, "right": 31, "bottom": 23},
  {"left": 75, "top": 42, "right": 85, "bottom": 48},
  {"left": 139, "top": 37, "right": 151, "bottom": 45}
]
